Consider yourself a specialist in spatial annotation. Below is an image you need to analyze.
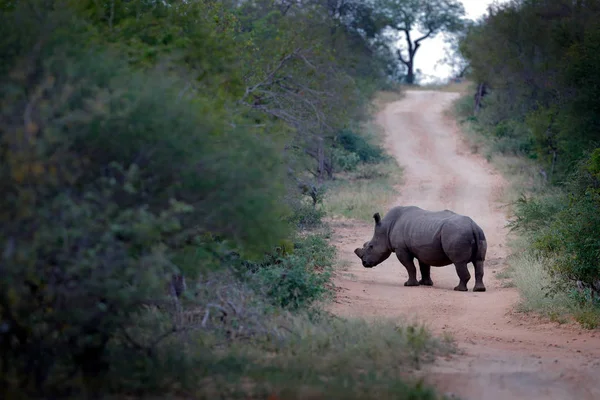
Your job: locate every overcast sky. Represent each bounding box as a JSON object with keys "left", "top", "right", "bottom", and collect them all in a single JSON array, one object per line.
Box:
[{"left": 414, "top": 0, "right": 509, "bottom": 83}]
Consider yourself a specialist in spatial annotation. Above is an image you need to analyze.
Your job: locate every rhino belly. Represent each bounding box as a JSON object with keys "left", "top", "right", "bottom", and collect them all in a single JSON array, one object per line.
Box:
[{"left": 410, "top": 243, "right": 453, "bottom": 266}]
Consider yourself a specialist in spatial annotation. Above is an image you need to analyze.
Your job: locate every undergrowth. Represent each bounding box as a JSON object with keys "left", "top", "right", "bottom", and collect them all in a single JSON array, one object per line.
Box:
[
  {"left": 117, "top": 269, "right": 456, "bottom": 399},
  {"left": 452, "top": 93, "right": 600, "bottom": 329},
  {"left": 323, "top": 160, "right": 402, "bottom": 221},
  {"left": 324, "top": 118, "right": 403, "bottom": 221}
]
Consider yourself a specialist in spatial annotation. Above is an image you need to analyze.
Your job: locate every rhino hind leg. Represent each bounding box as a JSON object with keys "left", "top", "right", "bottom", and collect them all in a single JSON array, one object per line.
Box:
[
  {"left": 473, "top": 260, "right": 486, "bottom": 292},
  {"left": 396, "top": 251, "right": 419, "bottom": 287},
  {"left": 418, "top": 260, "right": 434, "bottom": 286},
  {"left": 453, "top": 262, "right": 471, "bottom": 292}
]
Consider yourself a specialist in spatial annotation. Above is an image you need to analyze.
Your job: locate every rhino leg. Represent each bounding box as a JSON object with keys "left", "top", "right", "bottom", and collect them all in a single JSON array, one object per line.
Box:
[
  {"left": 453, "top": 262, "right": 471, "bottom": 292},
  {"left": 473, "top": 260, "right": 486, "bottom": 292},
  {"left": 418, "top": 260, "right": 434, "bottom": 286},
  {"left": 396, "top": 251, "right": 419, "bottom": 286}
]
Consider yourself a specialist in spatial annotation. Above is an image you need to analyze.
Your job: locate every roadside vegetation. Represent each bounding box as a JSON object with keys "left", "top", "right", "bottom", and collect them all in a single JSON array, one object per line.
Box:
[
  {"left": 0, "top": 0, "right": 464, "bottom": 398},
  {"left": 322, "top": 115, "right": 404, "bottom": 222},
  {"left": 454, "top": 0, "right": 600, "bottom": 329}
]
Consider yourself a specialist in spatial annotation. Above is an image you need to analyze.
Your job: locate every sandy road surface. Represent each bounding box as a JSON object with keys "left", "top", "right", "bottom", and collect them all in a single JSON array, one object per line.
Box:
[{"left": 328, "top": 90, "right": 600, "bottom": 400}]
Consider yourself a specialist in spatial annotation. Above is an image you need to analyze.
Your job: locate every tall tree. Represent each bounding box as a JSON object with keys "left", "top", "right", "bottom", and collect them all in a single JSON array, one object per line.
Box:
[{"left": 376, "top": 0, "right": 466, "bottom": 84}]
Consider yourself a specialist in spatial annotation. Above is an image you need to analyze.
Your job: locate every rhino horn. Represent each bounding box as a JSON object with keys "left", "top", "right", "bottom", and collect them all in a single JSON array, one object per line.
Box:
[
  {"left": 373, "top": 212, "right": 381, "bottom": 225},
  {"left": 354, "top": 248, "right": 364, "bottom": 258}
]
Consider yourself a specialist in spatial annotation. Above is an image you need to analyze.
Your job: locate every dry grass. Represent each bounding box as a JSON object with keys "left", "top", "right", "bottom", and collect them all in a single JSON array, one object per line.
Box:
[
  {"left": 507, "top": 251, "right": 569, "bottom": 315},
  {"left": 372, "top": 88, "right": 405, "bottom": 112},
  {"left": 505, "top": 244, "right": 600, "bottom": 329},
  {"left": 400, "top": 80, "right": 475, "bottom": 94},
  {"left": 322, "top": 160, "right": 402, "bottom": 222},
  {"left": 487, "top": 154, "right": 545, "bottom": 205}
]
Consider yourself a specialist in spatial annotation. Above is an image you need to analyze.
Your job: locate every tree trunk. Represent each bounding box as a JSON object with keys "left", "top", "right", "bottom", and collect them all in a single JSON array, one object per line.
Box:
[
  {"left": 550, "top": 150, "right": 557, "bottom": 182},
  {"left": 317, "top": 136, "right": 325, "bottom": 183},
  {"left": 405, "top": 61, "right": 415, "bottom": 84},
  {"left": 474, "top": 83, "right": 486, "bottom": 114}
]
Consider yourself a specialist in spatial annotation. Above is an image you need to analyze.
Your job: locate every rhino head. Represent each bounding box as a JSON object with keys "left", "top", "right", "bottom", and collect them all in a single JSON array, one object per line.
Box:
[{"left": 354, "top": 212, "right": 392, "bottom": 268}]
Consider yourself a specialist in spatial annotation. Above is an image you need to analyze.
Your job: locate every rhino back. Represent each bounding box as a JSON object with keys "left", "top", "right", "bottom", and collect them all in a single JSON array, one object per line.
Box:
[{"left": 387, "top": 207, "right": 478, "bottom": 266}]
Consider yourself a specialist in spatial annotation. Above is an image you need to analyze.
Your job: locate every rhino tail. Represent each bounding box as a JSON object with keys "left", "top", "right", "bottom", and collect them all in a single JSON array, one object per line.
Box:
[{"left": 472, "top": 221, "right": 487, "bottom": 262}]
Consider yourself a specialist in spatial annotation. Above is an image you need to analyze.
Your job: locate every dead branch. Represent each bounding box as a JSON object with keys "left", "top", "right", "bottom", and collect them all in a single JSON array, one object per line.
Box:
[{"left": 241, "top": 47, "right": 304, "bottom": 103}]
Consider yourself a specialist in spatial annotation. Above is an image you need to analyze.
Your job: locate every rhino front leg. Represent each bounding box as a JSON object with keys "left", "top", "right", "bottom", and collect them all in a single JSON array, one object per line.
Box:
[
  {"left": 396, "top": 251, "right": 419, "bottom": 287},
  {"left": 453, "top": 262, "right": 471, "bottom": 292},
  {"left": 473, "top": 260, "right": 486, "bottom": 292},
  {"left": 418, "top": 260, "right": 434, "bottom": 286}
]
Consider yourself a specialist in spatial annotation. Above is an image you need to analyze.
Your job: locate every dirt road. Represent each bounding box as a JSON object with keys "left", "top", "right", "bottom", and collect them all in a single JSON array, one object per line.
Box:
[{"left": 329, "top": 90, "right": 600, "bottom": 400}]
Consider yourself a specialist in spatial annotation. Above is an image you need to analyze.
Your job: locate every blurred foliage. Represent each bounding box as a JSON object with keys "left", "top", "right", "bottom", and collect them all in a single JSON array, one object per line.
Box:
[
  {"left": 0, "top": 0, "right": 444, "bottom": 398},
  {"left": 0, "top": 20, "right": 289, "bottom": 399}
]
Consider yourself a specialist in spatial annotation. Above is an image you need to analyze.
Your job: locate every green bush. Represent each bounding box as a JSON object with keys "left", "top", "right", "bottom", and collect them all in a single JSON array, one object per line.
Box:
[
  {"left": 256, "top": 256, "right": 332, "bottom": 310},
  {"left": 333, "top": 147, "right": 361, "bottom": 172},
  {"left": 250, "top": 234, "right": 336, "bottom": 310},
  {"left": 510, "top": 156, "right": 600, "bottom": 303},
  {"left": 0, "top": 36, "right": 290, "bottom": 398},
  {"left": 337, "top": 130, "right": 387, "bottom": 164},
  {"left": 288, "top": 202, "right": 326, "bottom": 230},
  {"left": 489, "top": 136, "right": 533, "bottom": 156},
  {"left": 541, "top": 192, "right": 600, "bottom": 286},
  {"left": 508, "top": 193, "right": 566, "bottom": 238}
]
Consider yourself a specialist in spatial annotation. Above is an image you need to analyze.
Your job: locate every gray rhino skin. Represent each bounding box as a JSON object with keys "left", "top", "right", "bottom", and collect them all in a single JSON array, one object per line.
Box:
[{"left": 354, "top": 206, "right": 487, "bottom": 292}]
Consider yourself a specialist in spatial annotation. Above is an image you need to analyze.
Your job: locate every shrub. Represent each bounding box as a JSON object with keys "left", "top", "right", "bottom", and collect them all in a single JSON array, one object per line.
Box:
[
  {"left": 484, "top": 120, "right": 535, "bottom": 157},
  {"left": 288, "top": 202, "right": 326, "bottom": 229},
  {"left": 0, "top": 32, "right": 290, "bottom": 398},
  {"left": 509, "top": 154, "right": 600, "bottom": 319},
  {"left": 249, "top": 234, "right": 336, "bottom": 310},
  {"left": 255, "top": 256, "right": 332, "bottom": 310},
  {"left": 337, "top": 130, "right": 387, "bottom": 164},
  {"left": 508, "top": 193, "right": 566, "bottom": 236},
  {"left": 454, "top": 93, "right": 476, "bottom": 119},
  {"left": 511, "top": 186, "right": 600, "bottom": 289},
  {"left": 543, "top": 193, "right": 600, "bottom": 286},
  {"left": 332, "top": 147, "right": 361, "bottom": 172}
]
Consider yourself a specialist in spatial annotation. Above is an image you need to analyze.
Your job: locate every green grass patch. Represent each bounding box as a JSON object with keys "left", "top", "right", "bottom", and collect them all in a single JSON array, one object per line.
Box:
[
  {"left": 573, "top": 308, "right": 600, "bottom": 330},
  {"left": 495, "top": 265, "right": 513, "bottom": 280}
]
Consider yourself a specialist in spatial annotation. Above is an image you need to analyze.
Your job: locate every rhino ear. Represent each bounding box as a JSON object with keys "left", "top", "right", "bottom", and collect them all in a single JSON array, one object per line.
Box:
[{"left": 373, "top": 213, "right": 381, "bottom": 225}]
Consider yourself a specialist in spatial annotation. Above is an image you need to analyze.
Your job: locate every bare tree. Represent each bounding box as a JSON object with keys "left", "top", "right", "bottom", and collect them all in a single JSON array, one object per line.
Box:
[{"left": 239, "top": 44, "right": 353, "bottom": 181}]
